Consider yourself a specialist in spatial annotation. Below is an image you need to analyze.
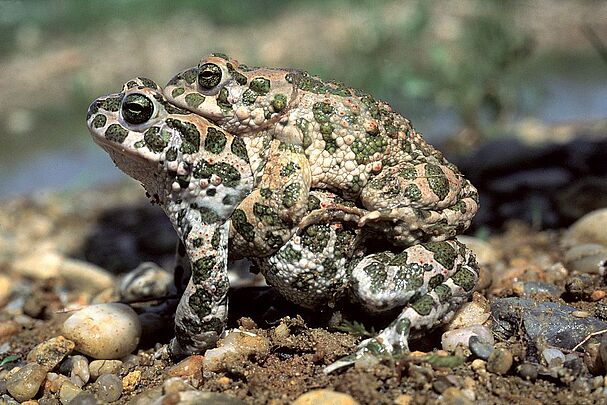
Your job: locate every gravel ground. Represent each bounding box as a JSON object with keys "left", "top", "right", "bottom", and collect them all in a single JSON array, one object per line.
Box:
[{"left": 1, "top": 179, "right": 607, "bottom": 404}]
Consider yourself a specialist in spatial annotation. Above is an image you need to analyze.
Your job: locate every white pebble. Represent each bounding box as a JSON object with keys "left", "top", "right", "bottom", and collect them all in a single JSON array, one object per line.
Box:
[
  {"left": 62, "top": 303, "right": 141, "bottom": 359},
  {"left": 441, "top": 324, "right": 494, "bottom": 352}
]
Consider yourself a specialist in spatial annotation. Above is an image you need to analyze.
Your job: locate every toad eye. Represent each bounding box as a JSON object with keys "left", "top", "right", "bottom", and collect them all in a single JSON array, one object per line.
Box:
[
  {"left": 122, "top": 94, "right": 154, "bottom": 124},
  {"left": 198, "top": 63, "right": 222, "bottom": 90}
]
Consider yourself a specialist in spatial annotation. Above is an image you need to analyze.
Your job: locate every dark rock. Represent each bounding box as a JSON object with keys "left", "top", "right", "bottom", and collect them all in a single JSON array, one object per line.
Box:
[{"left": 469, "top": 335, "right": 494, "bottom": 360}]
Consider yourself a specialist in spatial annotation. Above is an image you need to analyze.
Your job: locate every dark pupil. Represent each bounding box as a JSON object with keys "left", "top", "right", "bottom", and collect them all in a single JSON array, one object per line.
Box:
[
  {"left": 122, "top": 94, "right": 153, "bottom": 124},
  {"left": 198, "top": 63, "right": 221, "bottom": 89}
]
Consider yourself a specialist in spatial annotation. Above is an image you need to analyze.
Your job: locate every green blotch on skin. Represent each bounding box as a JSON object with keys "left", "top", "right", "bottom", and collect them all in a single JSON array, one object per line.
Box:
[
  {"left": 202, "top": 316, "right": 225, "bottom": 334},
  {"left": 165, "top": 147, "right": 178, "bottom": 161},
  {"left": 192, "top": 238, "right": 204, "bottom": 248},
  {"left": 405, "top": 184, "right": 422, "bottom": 201},
  {"left": 253, "top": 203, "right": 282, "bottom": 226},
  {"left": 171, "top": 87, "right": 185, "bottom": 98},
  {"left": 399, "top": 166, "right": 418, "bottom": 180},
  {"left": 226, "top": 62, "right": 247, "bottom": 85},
  {"left": 451, "top": 266, "right": 477, "bottom": 292},
  {"left": 411, "top": 294, "right": 435, "bottom": 316},
  {"left": 105, "top": 124, "right": 128, "bottom": 143},
  {"left": 193, "top": 255, "right": 216, "bottom": 283},
  {"left": 434, "top": 284, "right": 452, "bottom": 303},
  {"left": 125, "top": 80, "right": 138, "bottom": 89},
  {"left": 217, "top": 88, "right": 232, "bottom": 111},
  {"left": 450, "top": 200, "right": 467, "bottom": 213},
  {"left": 185, "top": 93, "right": 206, "bottom": 108},
  {"left": 230, "top": 137, "right": 249, "bottom": 163},
  {"left": 271, "top": 94, "right": 287, "bottom": 112},
  {"left": 249, "top": 77, "right": 270, "bottom": 95},
  {"left": 296, "top": 73, "right": 350, "bottom": 96},
  {"left": 241, "top": 89, "right": 258, "bottom": 106},
  {"left": 280, "top": 161, "right": 298, "bottom": 177},
  {"left": 394, "top": 318, "right": 411, "bottom": 335},
  {"left": 204, "top": 127, "right": 227, "bottom": 154},
  {"left": 198, "top": 207, "right": 221, "bottom": 223},
  {"left": 98, "top": 96, "right": 121, "bottom": 112},
  {"left": 425, "top": 164, "right": 449, "bottom": 201},
  {"left": 166, "top": 118, "right": 200, "bottom": 154},
  {"left": 260, "top": 188, "right": 273, "bottom": 199},
  {"left": 144, "top": 126, "right": 170, "bottom": 152},
  {"left": 232, "top": 209, "right": 255, "bottom": 241},
  {"left": 388, "top": 251, "right": 408, "bottom": 267},
  {"left": 188, "top": 289, "right": 212, "bottom": 317},
  {"left": 264, "top": 231, "right": 285, "bottom": 249},
  {"left": 182, "top": 69, "right": 198, "bottom": 85},
  {"left": 302, "top": 224, "right": 331, "bottom": 253},
  {"left": 138, "top": 77, "right": 157, "bottom": 89},
  {"left": 428, "top": 274, "right": 445, "bottom": 289},
  {"left": 92, "top": 114, "right": 107, "bottom": 128},
  {"left": 282, "top": 183, "right": 300, "bottom": 208},
  {"left": 296, "top": 118, "right": 312, "bottom": 149},
  {"left": 278, "top": 245, "right": 302, "bottom": 262},
  {"left": 421, "top": 241, "right": 457, "bottom": 270},
  {"left": 334, "top": 228, "right": 355, "bottom": 259},
  {"left": 307, "top": 194, "right": 321, "bottom": 211},
  {"left": 192, "top": 160, "right": 241, "bottom": 188}
]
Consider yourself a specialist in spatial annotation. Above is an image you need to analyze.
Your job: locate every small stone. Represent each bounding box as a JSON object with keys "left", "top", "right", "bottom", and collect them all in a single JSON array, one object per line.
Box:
[
  {"left": 203, "top": 330, "right": 270, "bottom": 373},
  {"left": 27, "top": 336, "right": 75, "bottom": 371},
  {"left": 127, "top": 388, "right": 163, "bottom": 405},
  {"left": 274, "top": 322, "right": 290, "bottom": 339},
  {"left": 89, "top": 360, "right": 122, "bottom": 381},
  {"left": 59, "top": 380, "right": 82, "bottom": 405},
  {"left": 96, "top": 373, "right": 122, "bottom": 402},
  {"left": 599, "top": 333, "right": 607, "bottom": 369},
  {"left": 44, "top": 372, "right": 71, "bottom": 394},
  {"left": 486, "top": 348, "right": 513, "bottom": 375},
  {"left": 292, "top": 389, "right": 359, "bottom": 405},
  {"left": 62, "top": 303, "right": 141, "bottom": 359},
  {"left": 441, "top": 325, "right": 494, "bottom": 352},
  {"left": 517, "top": 362, "right": 538, "bottom": 381},
  {"left": 0, "top": 320, "right": 21, "bottom": 340},
  {"left": 591, "top": 290, "right": 606, "bottom": 301},
  {"left": 59, "top": 355, "right": 89, "bottom": 387},
  {"left": 162, "top": 376, "right": 194, "bottom": 395},
  {"left": 122, "top": 370, "right": 141, "bottom": 392},
  {"left": 441, "top": 387, "right": 473, "bottom": 405},
  {"left": 542, "top": 347, "right": 565, "bottom": 367},
  {"left": 6, "top": 362, "right": 47, "bottom": 402},
  {"left": 393, "top": 394, "right": 413, "bottom": 405},
  {"left": 160, "top": 391, "right": 246, "bottom": 404},
  {"left": 165, "top": 355, "right": 204, "bottom": 385},
  {"left": 69, "top": 391, "right": 98, "bottom": 405},
  {"left": 447, "top": 292, "right": 490, "bottom": 330},
  {"left": 583, "top": 342, "right": 604, "bottom": 375},
  {"left": 0, "top": 274, "right": 12, "bottom": 307},
  {"left": 563, "top": 208, "right": 607, "bottom": 247},
  {"left": 118, "top": 262, "right": 172, "bottom": 301},
  {"left": 469, "top": 336, "right": 494, "bottom": 360}
]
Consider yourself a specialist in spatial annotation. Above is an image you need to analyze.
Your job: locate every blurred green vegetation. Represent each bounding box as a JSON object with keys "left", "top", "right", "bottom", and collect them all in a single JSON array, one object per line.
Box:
[{"left": 0, "top": 0, "right": 605, "bottom": 195}]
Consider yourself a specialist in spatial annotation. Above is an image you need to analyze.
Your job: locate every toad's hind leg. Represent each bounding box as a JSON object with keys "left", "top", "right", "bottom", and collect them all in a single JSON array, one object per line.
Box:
[
  {"left": 325, "top": 239, "right": 479, "bottom": 373},
  {"left": 359, "top": 162, "right": 479, "bottom": 245}
]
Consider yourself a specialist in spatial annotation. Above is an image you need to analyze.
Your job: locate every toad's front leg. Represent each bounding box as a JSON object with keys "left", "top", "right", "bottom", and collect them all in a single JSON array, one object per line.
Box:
[{"left": 170, "top": 220, "right": 231, "bottom": 356}]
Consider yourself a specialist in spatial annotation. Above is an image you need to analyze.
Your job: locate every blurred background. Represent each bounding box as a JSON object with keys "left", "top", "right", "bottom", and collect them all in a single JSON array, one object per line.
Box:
[{"left": 1, "top": 0, "right": 606, "bottom": 228}]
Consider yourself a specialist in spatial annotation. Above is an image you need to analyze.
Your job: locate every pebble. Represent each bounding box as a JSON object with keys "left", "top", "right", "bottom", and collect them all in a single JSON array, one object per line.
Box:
[
  {"left": 89, "top": 360, "right": 122, "bottom": 381},
  {"left": 26, "top": 336, "right": 75, "bottom": 371},
  {"left": 469, "top": 336, "right": 494, "bottom": 360},
  {"left": 599, "top": 334, "right": 607, "bottom": 371},
  {"left": 62, "top": 303, "right": 141, "bottom": 359},
  {"left": 486, "top": 348, "right": 513, "bottom": 375},
  {"left": 118, "top": 262, "right": 172, "bottom": 301},
  {"left": 563, "top": 208, "right": 607, "bottom": 247},
  {"left": 162, "top": 376, "right": 194, "bottom": 395},
  {"left": 122, "top": 370, "right": 141, "bottom": 392},
  {"left": 165, "top": 355, "right": 204, "bottom": 386},
  {"left": 203, "top": 330, "right": 270, "bottom": 373},
  {"left": 292, "top": 389, "right": 359, "bottom": 405},
  {"left": 583, "top": 342, "right": 604, "bottom": 375},
  {"left": 11, "top": 251, "right": 114, "bottom": 292},
  {"left": 59, "top": 381, "right": 82, "bottom": 405},
  {"left": 441, "top": 325, "right": 494, "bottom": 352},
  {"left": 542, "top": 347, "right": 565, "bottom": 367},
  {"left": 517, "top": 362, "right": 538, "bottom": 381},
  {"left": 564, "top": 244, "right": 607, "bottom": 274},
  {"left": 0, "top": 274, "right": 12, "bottom": 307},
  {"left": 512, "top": 281, "right": 562, "bottom": 297},
  {"left": 96, "top": 373, "right": 122, "bottom": 402},
  {"left": 441, "top": 387, "right": 474, "bottom": 405},
  {"left": 5, "top": 362, "right": 47, "bottom": 402},
  {"left": 44, "top": 372, "right": 71, "bottom": 394},
  {"left": 158, "top": 391, "right": 247, "bottom": 404},
  {"left": 446, "top": 292, "right": 490, "bottom": 330},
  {"left": 59, "top": 355, "right": 90, "bottom": 387},
  {"left": 69, "top": 391, "right": 98, "bottom": 405},
  {"left": 0, "top": 320, "right": 21, "bottom": 340},
  {"left": 127, "top": 387, "right": 163, "bottom": 405}
]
